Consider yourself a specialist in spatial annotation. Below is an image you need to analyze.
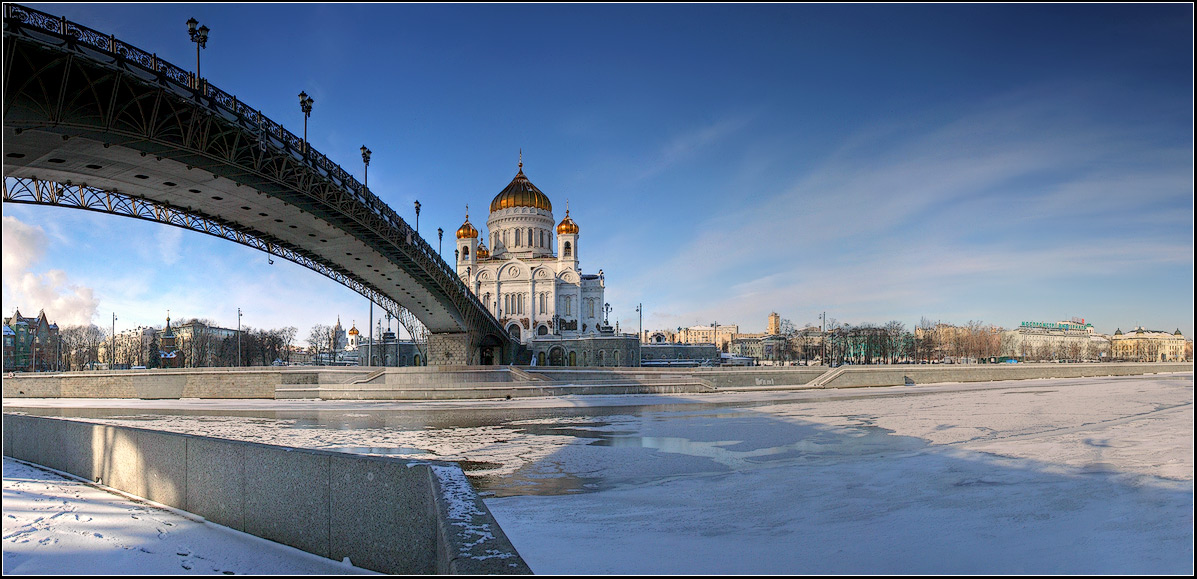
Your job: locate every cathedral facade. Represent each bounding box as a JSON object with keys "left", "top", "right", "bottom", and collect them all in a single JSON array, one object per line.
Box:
[{"left": 456, "top": 158, "right": 638, "bottom": 366}]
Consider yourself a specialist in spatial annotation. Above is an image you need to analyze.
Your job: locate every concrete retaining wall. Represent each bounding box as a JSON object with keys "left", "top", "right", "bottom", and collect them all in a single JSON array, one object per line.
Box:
[
  {"left": 1, "top": 414, "right": 530, "bottom": 575},
  {"left": 3, "top": 362, "right": 1189, "bottom": 400},
  {"left": 818, "top": 362, "right": 1192, "bottom": 389}
]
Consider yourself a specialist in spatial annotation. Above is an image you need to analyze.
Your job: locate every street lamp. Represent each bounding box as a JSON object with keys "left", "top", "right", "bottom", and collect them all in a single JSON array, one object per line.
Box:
[
  {"left": 298, "top": 91, "right": 314, "bottom": 156},
  {"left": 186, "top": 18, "right": 209, "bottom": 89},
  {"left": 635, "top": 303, "right": 643, "bottom": 366},
  {"left": 360, "top": 145, "right": 371, "bottom": 189},
  {"left": 603, "top": 302, "right": 611, "bottom": 326},
  {"left": 819, "top": 311, "right": 827, "bottom": 365},
  {"left": 237, "top": 307, "right": 242, "bottom": 367},
  {"left": 111, "top": 312, "right": 117, "bottom": 369},
  {"left": 414, "top": 200, "right": 421, "bottom": 234},
  {"left": 438, "top": 228, "right": 444, "bottom": 259},
  {"left": 635, "top": 303, "right": 643, "bottom": 342}
]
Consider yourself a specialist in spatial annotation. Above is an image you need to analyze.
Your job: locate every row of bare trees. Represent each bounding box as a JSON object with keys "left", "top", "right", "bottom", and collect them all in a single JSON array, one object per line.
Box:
[
  {"left": 773, "top": 317, "right": 1009, "bottom": 365},
  {"left": 177, "top": 318, "right": 297, "bottom": 367},
  {"left": 49, "top": 320, "right": 297, "bottom": 370}
]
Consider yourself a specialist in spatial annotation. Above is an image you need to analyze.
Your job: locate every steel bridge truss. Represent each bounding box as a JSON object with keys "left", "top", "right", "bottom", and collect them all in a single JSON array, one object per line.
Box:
[
  {"left": 3, "top": 3, "right": 511, "bottom": 363},
  {"left": 4, "top": 176, "right": 430, "bottom": 360}
]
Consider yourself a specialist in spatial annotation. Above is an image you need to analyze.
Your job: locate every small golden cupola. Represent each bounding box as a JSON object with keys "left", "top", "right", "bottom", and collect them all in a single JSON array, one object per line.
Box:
[
  {"left": 476, "top": 241, "right": 490, "bottom": 259},
  {"left": 557, "top": 208, "right": 579, "bottom": 235},
  {"left": 490, "top": 154, "right": 552, "bottom": 212},
  {"left": 456, "top": 206, "right": 479, "bottom": 239},
  {"left": 348, "top": 323, "right": 359, "bottom": 337}
]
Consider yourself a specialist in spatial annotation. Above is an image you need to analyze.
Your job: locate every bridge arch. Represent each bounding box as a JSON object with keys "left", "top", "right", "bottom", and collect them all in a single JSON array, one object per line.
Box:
[{"left": 2, "top": 3, "right": 511, "bottom": 364}]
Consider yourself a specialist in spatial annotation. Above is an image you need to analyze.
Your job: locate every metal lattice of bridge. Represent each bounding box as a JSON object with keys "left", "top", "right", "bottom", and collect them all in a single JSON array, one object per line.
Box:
[{"left": 2, "top": 4, "right": 514, "bottom": 365}]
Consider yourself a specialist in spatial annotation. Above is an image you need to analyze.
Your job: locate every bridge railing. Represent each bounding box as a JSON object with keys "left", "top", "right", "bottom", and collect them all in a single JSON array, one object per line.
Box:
[{"left": 5, "top": 3, "right": 502, "bottom": 336}]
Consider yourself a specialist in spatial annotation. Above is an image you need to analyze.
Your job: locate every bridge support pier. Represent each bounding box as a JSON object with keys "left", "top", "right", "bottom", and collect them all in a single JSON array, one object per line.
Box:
[{"left": 427, "top": 333, "right": 473, "bottom": 366}]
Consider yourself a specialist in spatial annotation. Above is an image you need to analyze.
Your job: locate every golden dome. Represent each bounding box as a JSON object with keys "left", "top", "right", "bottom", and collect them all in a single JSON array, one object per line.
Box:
[
  {"left": 476, "top": 242, "right": 490, "bottom": 259},
  {"left": 556, "top": 209, "right": 579, "bottom": 235},
  {"left": 456, "top": 213, "right": 478, "bottom": 239},
  {"left": 490, "top": 159, "right": 552, "bottom": 212},
  {"left": 348, "top": 324, "right": 359, "bottom": 336}
]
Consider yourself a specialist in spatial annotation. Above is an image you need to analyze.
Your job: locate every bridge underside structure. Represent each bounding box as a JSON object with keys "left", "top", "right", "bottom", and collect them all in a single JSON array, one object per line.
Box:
[{"left": 2, "top": 4, "right": 514, "bottom": 365}]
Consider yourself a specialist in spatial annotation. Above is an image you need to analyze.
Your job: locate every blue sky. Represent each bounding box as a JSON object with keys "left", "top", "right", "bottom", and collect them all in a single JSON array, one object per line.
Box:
[{"left": 3, "top": 3, "right": 1193, "bottom": 342}]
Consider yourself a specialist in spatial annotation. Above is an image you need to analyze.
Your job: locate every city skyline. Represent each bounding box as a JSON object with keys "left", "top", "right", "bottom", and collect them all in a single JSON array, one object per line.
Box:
[{"left": 3, "top": 3, "right": 1193, "bottom": 340}]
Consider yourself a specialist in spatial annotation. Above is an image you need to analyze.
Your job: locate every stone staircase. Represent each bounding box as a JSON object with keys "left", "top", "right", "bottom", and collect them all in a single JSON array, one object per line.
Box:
[{"left": 806, "top": 366, "right": 848, "bottom": 388}]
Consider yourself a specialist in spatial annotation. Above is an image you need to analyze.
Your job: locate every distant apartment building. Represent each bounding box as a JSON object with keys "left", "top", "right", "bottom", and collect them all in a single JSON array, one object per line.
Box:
[
  {"left": 172, "top": 319, "right": 237, "bottom": 367},
  {"left": 729, "top": 334, "right": 789, "bottom": 363},
  {"left": 1001, "top": 319, "right": 1095, "bottom": 361},
  {"left": 1110, "top": 327, "right": 1186, "bottom": 362},
  {"left": 676, "top": 324, "right": 739, "bottom": 351}
]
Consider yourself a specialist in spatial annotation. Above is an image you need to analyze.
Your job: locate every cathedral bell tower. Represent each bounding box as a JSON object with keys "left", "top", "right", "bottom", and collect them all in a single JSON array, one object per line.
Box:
[
  {"left": 456, "top": 206, "right": 479, "bottom": 277},
  {"left": 556, "top": 205, "right": 579, "bottom": 269}
]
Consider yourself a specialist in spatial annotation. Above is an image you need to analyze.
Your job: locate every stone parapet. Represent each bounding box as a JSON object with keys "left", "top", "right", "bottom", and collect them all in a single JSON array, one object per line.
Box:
[{"left": 1, "top": 414, "right": 531, "bottom": 575}]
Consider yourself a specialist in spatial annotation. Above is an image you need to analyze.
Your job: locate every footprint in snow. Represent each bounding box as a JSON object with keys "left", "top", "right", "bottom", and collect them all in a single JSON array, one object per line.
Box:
[{"left": 181, "top": 560, "right": 193, "bottom": 570}]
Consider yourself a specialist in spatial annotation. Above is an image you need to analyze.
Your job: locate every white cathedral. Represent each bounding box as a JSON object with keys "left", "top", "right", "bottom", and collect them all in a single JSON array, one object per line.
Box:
[{"left": 455, "top": 157, "right": 636, "bottom": 366}]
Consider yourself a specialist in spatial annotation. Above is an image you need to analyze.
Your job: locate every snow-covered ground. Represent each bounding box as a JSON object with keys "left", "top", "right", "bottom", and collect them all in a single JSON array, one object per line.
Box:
[
  {"left": 3, "top": 373, "right": 1193, "bottom": 574},
  {"left": 2, "top": 458, "right": 376, "bottom": 574}
]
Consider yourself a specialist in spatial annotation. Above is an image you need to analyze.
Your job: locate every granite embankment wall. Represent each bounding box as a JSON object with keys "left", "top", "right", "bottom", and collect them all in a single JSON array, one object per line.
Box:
[
  {"left": 1, "top": 414, "right": 530, "bottom": 575},
  {"left": 816, "top": 361, "right": 1192, "bottom": 389},
  {"left": 2, "top": 362, "right": 1189, "bottom": 400}
]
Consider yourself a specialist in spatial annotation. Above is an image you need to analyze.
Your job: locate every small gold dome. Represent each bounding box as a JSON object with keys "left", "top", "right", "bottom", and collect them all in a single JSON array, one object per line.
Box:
[
  {"left": 556, "top": 209, "right": 579, "bottom": 235},
  {"left": 456, "top": 219, "right": 478, "bottom": 239},
  {"left": 490, "top": 160, "right": 552, "bottom": 212},
  {"left": 348, "top": 324, "right": 359, "bottom": 336},
  {"left": 476, "top": 242, "right": 490, "bottom": 259}
]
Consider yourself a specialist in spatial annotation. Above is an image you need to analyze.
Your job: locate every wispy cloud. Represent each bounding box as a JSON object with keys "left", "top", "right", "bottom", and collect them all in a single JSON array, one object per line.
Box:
[
  {"left": 630, "top": 113, "right": 758, "bottom": 183},
  {"left": 626, "top": 86, "right": 1193, "bottom": 332}
]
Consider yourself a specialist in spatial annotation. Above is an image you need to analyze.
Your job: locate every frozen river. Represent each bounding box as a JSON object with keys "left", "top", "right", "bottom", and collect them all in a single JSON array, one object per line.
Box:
[{"left": 4, "top": 373, "right": 1193, "bottom": 574}]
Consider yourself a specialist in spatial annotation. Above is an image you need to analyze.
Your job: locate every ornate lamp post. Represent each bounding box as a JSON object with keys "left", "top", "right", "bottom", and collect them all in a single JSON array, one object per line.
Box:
[
  {"left": 438, "top": 228, "right": 444, "bottom": 259},
  {"left": 186, "top": 18, "right": 208, "bottom": 89},
  {"left": 362, "top": 145, "right": 373, "bottom": 366},
  {"left": 414, "top": 200, "right": 421, "bottom": 234},
  {"left": 603, "top": 302, "right": 611, "bottom": 326},
  {"left": 298, "top": 91, "right": 314, "bottom": 156},
  {"left": 237, "top": 307, "right": 242, "bottom": 367},
  {"left": 361, "top": 145, "right": 371, "bottom": 189}
]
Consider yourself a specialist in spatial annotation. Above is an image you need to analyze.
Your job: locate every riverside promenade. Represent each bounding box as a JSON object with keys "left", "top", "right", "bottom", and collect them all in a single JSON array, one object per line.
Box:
[{"left": 3, "top": 361, "right": 1189, "bottom": 400}]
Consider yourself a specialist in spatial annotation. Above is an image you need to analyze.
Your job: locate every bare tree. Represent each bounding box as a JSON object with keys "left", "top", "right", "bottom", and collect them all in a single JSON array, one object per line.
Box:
[
  {"left": 308, "top": 324, "right": 332, "bottom": 365},
  {"left": 1065, "top": 341, "right": 1083, "bottom": 362},
  {"left": 80, "top": 324, "right": 106, "bottom": 369},
  {"left": 278, "top": 326, "right": 297, "bottom": 363},
  {"left": 916, "top": 317, "right": 938, "bottom": 363}
]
